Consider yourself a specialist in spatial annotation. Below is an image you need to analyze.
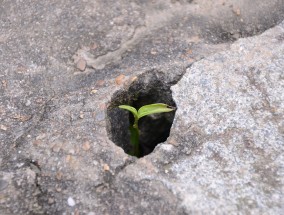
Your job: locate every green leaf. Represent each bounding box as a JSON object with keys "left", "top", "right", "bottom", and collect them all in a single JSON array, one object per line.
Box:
[
  {"left": 137, "top": 103, "right": 175, "bottom": 119},
  {"left": 119, "top": 105, "right": 138, "bottom": 118}
]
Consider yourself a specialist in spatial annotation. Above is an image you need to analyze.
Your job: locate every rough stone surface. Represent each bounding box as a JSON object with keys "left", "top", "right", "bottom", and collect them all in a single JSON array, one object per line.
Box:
[
  {"left": 170, "top": 21, "right": 284, "bottom": 214},
  {"left": 0, "top": 0, "right": 284, "bottom": 214}
]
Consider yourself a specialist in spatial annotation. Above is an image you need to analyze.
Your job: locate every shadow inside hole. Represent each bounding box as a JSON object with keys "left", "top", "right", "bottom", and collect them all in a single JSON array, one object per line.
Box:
[{"left": 107, "top": 71, "right": 176, "bottom": 158}]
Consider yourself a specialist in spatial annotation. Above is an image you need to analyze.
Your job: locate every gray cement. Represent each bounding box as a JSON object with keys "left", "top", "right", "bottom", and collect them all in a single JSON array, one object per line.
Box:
[{"left": 0, "top": 0, "right": 284, "bottom": 214}]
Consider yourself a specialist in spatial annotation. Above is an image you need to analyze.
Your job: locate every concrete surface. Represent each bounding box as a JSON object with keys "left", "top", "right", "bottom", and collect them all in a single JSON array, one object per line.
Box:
[{"left": 0, "top": 0, "right": 284, "bottom": 214}]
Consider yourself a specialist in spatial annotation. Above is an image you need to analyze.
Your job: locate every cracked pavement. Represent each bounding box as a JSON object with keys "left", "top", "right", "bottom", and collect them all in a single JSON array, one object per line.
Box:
[{"left": 1, "top": 0, "right": 284, "bottom": 214}]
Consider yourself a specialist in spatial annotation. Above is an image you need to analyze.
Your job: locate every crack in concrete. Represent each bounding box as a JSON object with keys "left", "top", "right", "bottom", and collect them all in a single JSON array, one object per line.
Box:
[
  {"left": 26, "top": 159, "right": 47, "bottom": 215},
  {"left": 28, "top": 159, "right": 43, "bottom": 193}
]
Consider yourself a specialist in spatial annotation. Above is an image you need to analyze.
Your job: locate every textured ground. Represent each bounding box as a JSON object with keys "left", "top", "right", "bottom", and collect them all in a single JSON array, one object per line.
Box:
[{"left": 0, "top": 0, "right": 284, "bottom": 214}]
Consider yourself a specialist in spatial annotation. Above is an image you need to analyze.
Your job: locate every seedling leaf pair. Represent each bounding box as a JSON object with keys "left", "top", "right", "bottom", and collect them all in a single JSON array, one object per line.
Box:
[
  {"left": 119, "top": 103, "right": 175, "bottom": 157},
  {"left": 119, "top": 103, "right": 174, "bottom": 120}
]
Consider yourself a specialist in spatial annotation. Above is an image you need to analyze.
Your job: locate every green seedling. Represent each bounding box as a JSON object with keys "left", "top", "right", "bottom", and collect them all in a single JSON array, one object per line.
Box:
[{"left": 119, "top": 103, "right": 175, "bottom": 157}]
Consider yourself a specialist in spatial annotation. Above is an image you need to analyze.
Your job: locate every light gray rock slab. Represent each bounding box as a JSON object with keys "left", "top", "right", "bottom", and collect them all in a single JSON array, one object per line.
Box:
[{"left": 169, "top": 21, "right": 284, "bottom": 214}]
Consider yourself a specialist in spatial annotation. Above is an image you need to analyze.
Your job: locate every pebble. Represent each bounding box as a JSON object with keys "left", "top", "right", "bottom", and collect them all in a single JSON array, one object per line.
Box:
[
  {"left": 0, "top": 124, "right": 7, "bottom": 131},
  {"left": 82, "top": 141, "right": 91, "bottom": 151},
  {"left": 90, "top": 89, "right": 98, "bottom": 94},
  {"left": 103, "top": 164, "right": 110, "bottom": 171},
  {"left": 76, "top": 59, "right": 86, "bottom": 71},
  {"left": 52, "top": 143, "right": 62, "bottom": 153},
  {"left": 66, "top": 155, "right": 72, "bottom": 163},
  {"left": 79, "top": 111, "right": 84, "bottom": 119},
  {"left": 12, "top": 114, "right": 31, "bottom": 122},
  {"left": 150, "top": 49, "right": 157, "bottom": 55},
  {"left": 115, "top": 74, "right": 125, "bottom": 85},
  {"left": 67, "top": 197, "right": 76, "bottom": 207},
  {"left": 233, "top": 8, "right": 241, "bottom": 16},
  {"left": 1, "top": 80, "right": 7, "bottom": 88},
  {"left": 130, "top": 76, "right": 137, "bottom": 83},
  {"left": 48, "top": 198, "right": 54, "bottom": 204},
  {"left": 25, "top": 100, "right": 31, "bottom": 106}
]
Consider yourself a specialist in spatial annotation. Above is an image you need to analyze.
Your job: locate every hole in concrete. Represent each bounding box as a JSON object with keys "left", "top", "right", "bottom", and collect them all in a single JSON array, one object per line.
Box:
[{"left": 107, "top": 70, "right": 177, "bottom": 158}]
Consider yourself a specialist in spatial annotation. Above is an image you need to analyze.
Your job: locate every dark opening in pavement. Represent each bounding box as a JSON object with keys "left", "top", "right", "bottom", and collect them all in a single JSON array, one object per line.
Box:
[{"left": 107, "top": 70, "right": 176, "bottom": 157}]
